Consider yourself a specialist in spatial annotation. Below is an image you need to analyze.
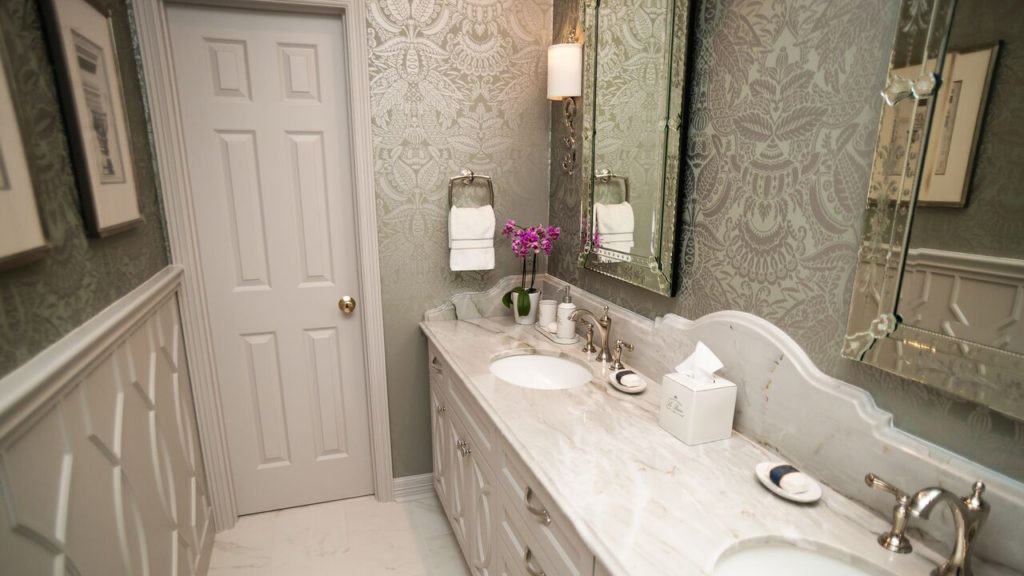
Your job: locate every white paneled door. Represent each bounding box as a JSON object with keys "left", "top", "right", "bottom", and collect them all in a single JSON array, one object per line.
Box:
[{"left": 167, "top": 4, "right": 373, "bottom": 514}]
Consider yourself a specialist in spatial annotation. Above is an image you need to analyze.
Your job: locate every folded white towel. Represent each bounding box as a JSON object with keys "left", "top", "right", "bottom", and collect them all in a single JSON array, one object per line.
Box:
[
  {"left": 449, "top": 205, "right": 495, "bottom": 271},
  {"left": 595, "top": 202, "right": 634, "bottom": 252},
  {"left": 599, "top": 232, "right": 634, "bottom": 252},
  {"left": 599, "top": 232, "right": 634, "bottom": 242},
  {"left": 601, "top": 243, "right": 634, "bottom": 252}
]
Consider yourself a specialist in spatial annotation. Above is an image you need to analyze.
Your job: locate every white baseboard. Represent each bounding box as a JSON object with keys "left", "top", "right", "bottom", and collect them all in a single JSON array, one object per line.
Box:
[{"left": 392, "top": 473, "right": 435, "bottom": 502}]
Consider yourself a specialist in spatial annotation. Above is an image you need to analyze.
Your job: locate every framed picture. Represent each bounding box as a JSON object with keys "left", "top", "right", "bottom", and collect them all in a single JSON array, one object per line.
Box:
[
  {"left": 0, "top": 28, "right": 49, "bottom": 270},
  {"left": 868, "top": 55, "right": 949, "bottom": 205},
  {"left": 918, "top": 44, "right": 999, "bottom": 206},
  {"left": 40, "top": 0, "right": 143, "bottom": 237}
]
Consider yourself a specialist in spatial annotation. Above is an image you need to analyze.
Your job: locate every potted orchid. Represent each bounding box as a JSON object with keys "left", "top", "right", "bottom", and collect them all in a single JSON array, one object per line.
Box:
[{"left": 501, "top": 220, "right": 561, "bottom": 324}]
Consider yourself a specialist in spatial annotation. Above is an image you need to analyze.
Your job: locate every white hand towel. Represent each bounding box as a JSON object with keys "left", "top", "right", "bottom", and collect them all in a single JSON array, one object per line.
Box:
[
  {"left": 449, "top": 205, "right": 495, "bottom": 271},
  {"left": 594, "top": 202, "right": 635, "bottom": 251},
  {"left": 599, "top": 232, "right": 634, "bottom": 252}
]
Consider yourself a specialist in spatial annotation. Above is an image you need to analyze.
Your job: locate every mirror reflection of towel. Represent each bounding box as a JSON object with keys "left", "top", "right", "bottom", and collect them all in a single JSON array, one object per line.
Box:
[
  {"left": 595, "top": 202, "right": 634, "bottom": 252},
  {"left": 449, "top": 205, "right": 495, "bottom": 271}
]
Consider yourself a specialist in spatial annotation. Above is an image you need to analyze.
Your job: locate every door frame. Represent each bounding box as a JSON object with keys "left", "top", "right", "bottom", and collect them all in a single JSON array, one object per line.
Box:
[{"left": 130, "top": 0, "right": 393, "bottom": 530}]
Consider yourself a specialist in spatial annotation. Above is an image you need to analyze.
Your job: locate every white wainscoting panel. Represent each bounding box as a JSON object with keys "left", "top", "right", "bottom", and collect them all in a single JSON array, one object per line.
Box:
[
  {"left": 0, "top": 266, "right": 214, "bottom": 575},
  {"left": 901, "top": 248, "right": 1024, "bottom": 353}
]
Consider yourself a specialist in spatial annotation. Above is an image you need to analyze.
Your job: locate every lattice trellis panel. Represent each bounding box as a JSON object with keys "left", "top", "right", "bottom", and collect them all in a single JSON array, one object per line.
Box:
[{"left": 0, "top": 295, "right": 213, "bottom": 576}]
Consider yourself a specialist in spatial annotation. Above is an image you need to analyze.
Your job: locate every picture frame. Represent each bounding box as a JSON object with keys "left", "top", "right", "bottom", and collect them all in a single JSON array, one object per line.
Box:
[
  {"left": 0, "top": 26, "right": 49, "bottom": 270},
  {"left": 867, "top": 54, "right": 949, "bottom": 205},
  {"left": 40, "top": 0, "right": 143, "bottom": 237},
  {"left": 917, "top": 44, "right": 999, "bottom": 206}
]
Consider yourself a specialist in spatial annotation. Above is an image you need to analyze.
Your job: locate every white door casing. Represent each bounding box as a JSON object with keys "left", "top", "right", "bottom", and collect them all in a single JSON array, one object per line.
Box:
[
  {"left": 132, "top": 0, "right": 393, "bottom": 529},
  {"left": 167, "top": 3, "right": 373, "bottom": 514}
]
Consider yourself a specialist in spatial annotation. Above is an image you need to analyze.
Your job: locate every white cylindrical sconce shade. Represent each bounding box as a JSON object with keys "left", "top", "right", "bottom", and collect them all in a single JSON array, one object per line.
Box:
[{"left": 547, "top": 43, "right": 583, "bottom": 100}]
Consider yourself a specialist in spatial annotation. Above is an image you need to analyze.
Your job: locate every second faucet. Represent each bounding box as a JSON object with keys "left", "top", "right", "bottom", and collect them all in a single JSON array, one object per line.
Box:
[{"left": 570, "top": 305, "right": 613, "bottom": 362}]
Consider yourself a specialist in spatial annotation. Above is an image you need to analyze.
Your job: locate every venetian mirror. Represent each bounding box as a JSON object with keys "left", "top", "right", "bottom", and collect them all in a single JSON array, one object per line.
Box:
[
  {"left": 844, "top": 0, "right": 1024, "bottom": 419},
  {"left": 578, "top": 0, "right": 690, "bottom": 296}
]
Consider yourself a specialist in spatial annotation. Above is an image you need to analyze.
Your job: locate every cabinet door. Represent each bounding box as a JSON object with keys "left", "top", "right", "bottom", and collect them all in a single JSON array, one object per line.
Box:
[
  {"left": 498, "top": 542, "right": 528, "bottom": 576},
  {"left": 446, "top": 410, "right": 470, "bottom": 547},
  {"left": 430, "top": 382, "right": 450, "bottom": 507},
  {"left": 466, "top": 446, "right": 497, "bottom": 576}
]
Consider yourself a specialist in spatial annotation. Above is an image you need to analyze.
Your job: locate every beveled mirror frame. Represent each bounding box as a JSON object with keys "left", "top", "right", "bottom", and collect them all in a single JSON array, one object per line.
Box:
[
  {"left": 843, "top": 0, "right": 1024, "bottom": 419},
  {"left": 577, "top": 0, "right": 690, "bottom": 296}
]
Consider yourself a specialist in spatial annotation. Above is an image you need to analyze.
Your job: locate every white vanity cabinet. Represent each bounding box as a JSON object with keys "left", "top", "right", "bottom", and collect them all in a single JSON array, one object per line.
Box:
[
  {"left": 427, "top": 342, "right": 597, "bottom": 576},
  {"left": 429, "top": 343, "right": 499, "bottom": 576}
]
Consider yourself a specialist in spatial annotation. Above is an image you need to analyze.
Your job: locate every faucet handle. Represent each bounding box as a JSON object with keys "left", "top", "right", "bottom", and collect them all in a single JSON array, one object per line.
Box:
[
  {"left": 580, "top": 323, "right": 598, "bottom": 354},
  {"left": 865, "top": 473, "right": 913, "bottom": 554},
  {"left": 964, "top": 481, "right": 987, "bottom": 511},
  {"left": 866, "top": 473, "right": 909, "bottom": 499},
  {"left": 609, "top": 339, "right": 634, "bottom": 371}
]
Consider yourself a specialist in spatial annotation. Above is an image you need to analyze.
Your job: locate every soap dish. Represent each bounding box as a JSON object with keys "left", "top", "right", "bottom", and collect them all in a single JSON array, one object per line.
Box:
[
  {"left": 755, "top": 462, "right": 821, "bottom": 504},
  {"left": 534, "top": 323, "right": 579, "bottom": 345},
  {"left": 608, "top": 369, "right": 647, "bottom": 394}
]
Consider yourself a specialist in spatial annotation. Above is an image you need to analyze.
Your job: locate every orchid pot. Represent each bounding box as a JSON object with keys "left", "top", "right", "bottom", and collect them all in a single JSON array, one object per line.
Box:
[{"left": 500, "top": 220, "right": 561, "bottom": 325}]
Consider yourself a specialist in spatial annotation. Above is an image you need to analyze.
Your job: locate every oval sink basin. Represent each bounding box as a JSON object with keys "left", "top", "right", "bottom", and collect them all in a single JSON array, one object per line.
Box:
[
  {"left": 714, "top": 542, "right": 896, "bottom": 576},
  {"left": 489, "top": 351, "right": 592, "bottom": 390}
]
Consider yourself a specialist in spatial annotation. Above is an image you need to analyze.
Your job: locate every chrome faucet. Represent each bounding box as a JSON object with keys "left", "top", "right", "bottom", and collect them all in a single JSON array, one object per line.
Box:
[
  {"left": 908, "top": 482, "right": 990, "bottom": 576},
  {"left": 866, "top": 473, "right": 989, "bottom": 576},
  {"left": 570, "top": 305, "right": 612, "bottom": 362}
]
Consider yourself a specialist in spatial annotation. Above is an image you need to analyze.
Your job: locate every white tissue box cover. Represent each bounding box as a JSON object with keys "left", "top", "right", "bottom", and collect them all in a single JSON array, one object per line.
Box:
[{"left": 659, "top": 371, "right": 736, "bottom": 445}]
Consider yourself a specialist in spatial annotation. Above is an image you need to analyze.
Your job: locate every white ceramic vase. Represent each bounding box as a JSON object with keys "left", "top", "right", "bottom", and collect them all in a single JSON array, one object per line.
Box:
[{"left": 513, "top": 290, "right": 540, "bottom": 325}]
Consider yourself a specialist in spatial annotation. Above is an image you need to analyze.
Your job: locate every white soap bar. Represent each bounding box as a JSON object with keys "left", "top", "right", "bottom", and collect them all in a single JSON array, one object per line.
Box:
[
  {"left": 780, "top": 472, "right": 812, "bottom": 495},
  {"left": 618, "top": 373, "right": 643, "bottom": 388}
]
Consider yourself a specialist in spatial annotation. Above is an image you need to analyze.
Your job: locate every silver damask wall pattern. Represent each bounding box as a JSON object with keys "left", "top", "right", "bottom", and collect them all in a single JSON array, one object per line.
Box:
[
  {"left": 550, "top": 0, "right": 1024, "bottom": 479},
  {"left": 366, "top": 1, "right": 552, "bottom": 477},
  {"left": 0, "top": 0, "right": 169, "bottom": 378}
]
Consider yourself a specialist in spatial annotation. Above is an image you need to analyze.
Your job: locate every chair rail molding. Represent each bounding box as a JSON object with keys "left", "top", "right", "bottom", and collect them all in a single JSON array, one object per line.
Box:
[
  {"left": 0, "top": 266, "right": 182, "bottom": 436},
  {"left": 130, "top": 0, "right": 394, "bottom": 530}
]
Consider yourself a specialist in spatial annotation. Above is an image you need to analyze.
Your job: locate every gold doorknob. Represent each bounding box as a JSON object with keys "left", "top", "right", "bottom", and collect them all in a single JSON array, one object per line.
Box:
[{"left": 339, "top": 296, "right": 356, "bottom": 315}]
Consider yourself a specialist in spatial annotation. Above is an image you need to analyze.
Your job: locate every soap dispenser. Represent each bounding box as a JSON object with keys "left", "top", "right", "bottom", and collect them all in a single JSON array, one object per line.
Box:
[{"left": 556, "top": 286, "right": 577, "bottom": 339}]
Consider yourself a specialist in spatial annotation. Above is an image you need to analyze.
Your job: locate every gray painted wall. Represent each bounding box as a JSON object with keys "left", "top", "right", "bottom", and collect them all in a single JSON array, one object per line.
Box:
[
  {"left": 366, "top": 1, "right": 553, "bottom": 477},
  {"left": 549, "top": 0, "right": 1024, "bottom": 481},
  {"left": 909, "top": 0, "right": 1024, "bottom": 259},
  {"left": 0, "top": 0, "right": 169, "bottom": 378}
]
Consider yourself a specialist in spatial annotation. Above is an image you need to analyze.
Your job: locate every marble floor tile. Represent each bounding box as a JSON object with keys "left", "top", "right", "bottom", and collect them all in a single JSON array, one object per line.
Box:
[{"left": 207, "top": 494, "right": 470, "bottom": 576}]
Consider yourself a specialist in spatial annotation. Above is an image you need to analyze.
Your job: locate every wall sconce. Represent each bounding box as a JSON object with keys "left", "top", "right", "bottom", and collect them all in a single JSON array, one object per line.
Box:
[{"left": 548, "top": 28, "right": 582, "bottom": 175}]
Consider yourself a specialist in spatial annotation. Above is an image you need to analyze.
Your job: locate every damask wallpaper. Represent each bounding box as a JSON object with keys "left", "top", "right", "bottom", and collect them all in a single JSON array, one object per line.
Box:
[
  {"left": 550, "top": 0, "right": 1024, "bottom": 479},
  {"left": 366, "top": 0, "right": 553, "bottom": 477},
  {"left": 0, "top": 0, "right": 168, "bottom": 378}
]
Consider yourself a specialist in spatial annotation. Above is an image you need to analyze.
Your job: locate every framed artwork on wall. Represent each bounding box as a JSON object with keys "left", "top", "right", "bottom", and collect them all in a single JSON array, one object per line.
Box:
[
  {"left": 0, "top": 29, "right": 49, "bottom": 270},
  {"left": 867, "top": 55, "right": 948, "bottom": 206},
  {"left": 917, "top": 44, "right": 999, "bottom": 206},
  {"left": 41, "top": 0, "right": 143, "bottom": 237}
]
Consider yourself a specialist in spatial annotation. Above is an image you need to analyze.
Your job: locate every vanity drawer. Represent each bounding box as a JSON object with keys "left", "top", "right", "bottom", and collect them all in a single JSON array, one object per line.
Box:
[
  {"left": 448, "top": 367, "right": 497, "bottom": 467},
  {"left": 499, "top": 443, "right": 594, "bottom": 576},
  {"left": 498, "top": 488, "right": 556, "bottom": 576}
]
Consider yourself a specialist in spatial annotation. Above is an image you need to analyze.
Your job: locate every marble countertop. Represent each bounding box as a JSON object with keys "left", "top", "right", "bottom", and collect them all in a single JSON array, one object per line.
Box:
[{"left": 421, "top": 316, "right": 958, "bottom": 576}]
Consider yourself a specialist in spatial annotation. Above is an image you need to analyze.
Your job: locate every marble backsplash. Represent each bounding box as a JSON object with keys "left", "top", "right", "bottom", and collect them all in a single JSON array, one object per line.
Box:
[{"left": 425, "top": 275, "right": 1024, "bottom": 572}]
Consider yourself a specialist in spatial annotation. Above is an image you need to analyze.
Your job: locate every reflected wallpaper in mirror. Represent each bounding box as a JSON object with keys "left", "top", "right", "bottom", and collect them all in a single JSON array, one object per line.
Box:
[
  {"left": 592, "top": 0, "right": 673, "bottom": 259},
  {"left": 580, "top": 0, "right": 689, "bottom": 296}
]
